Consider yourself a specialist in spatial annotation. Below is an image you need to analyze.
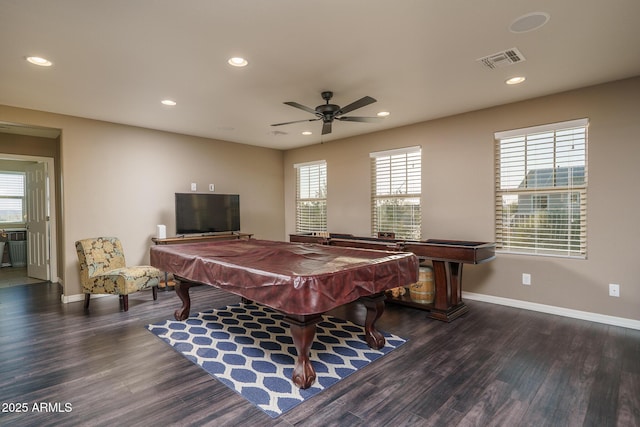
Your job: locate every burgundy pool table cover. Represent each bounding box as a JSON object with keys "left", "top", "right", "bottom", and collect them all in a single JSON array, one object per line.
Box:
[{"left": 150, "top": 239, "right": 419, "bottom": 315}]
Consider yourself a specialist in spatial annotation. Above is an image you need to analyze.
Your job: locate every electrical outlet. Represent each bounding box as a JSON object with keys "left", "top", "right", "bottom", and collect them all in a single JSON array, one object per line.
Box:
[
  {"left": 209, "top": 184, "right": 215, "bottom": 192},
  {"left": 522, "top": 273, "right": 531, "bottom": 286},
  {"left": 609, "top": 283, "right": 620, "bottom": 297},
  {"left": 190, "top": 182, "right": 197, "bottom": 191}
]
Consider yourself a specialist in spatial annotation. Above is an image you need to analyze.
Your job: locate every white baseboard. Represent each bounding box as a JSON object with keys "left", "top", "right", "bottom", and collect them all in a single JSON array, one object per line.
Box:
[{"left": 462, "top": 291, "right": 640, "bottom": 331}]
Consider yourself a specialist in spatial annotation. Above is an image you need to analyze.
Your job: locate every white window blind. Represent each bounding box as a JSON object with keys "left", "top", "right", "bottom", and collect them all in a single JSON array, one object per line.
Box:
[
  {"left": 370, "top": 146, "right": 421, "bottom": 240},
  {"left": 0, "top": 172, "right": 26, "bottom": 224},
  {"left": 295, "top": 161, "right": 327, "bottom": 233},
  {"left": 495, "top": 119, "right": 588, "bottom": 258}
]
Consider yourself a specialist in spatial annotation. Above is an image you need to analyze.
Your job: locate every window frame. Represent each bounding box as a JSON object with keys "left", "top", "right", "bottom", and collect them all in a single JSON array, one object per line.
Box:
[
  {"left": 294, "top": 160, "right": 327, "bottom": 234},
  {"left": 494, "top": 118, "right": 588, "bottom": 258},
  {"left": 370, "top": 146, "right": 422, "bottom": 240}
]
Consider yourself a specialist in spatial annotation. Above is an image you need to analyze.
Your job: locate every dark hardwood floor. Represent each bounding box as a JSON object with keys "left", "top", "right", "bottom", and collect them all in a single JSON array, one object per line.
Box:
[{"left": 1, "top": 282, "right": 638, "bottom": 427}]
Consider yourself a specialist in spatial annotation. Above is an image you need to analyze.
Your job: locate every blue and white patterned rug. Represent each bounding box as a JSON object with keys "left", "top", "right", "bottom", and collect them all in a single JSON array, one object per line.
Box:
[{"left": 147, "top": 303, "right": 407, "bottom": 418}]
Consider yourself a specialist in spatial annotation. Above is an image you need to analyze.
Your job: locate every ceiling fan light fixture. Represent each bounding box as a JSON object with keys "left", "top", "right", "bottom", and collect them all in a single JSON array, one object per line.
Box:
[
  {"left": 26, "top": 56, "right": 52, "bottom": 67},
  {"left": 377, "top": 111, "right": 390, "bottom": 117},
  {"left": 228, "top": 57, "right": 248, "bottom": 67},
  {"left": 271, "top": 91, "right": 379, "bottom": 135}
]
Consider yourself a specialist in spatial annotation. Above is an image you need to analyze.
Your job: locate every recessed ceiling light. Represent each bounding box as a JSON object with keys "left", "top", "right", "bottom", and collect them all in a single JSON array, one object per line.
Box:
[
  {"left": 228, "top": 57, "right": 248, "bottom": 67},
  {"left": 510, "top": 12, "right": 550, "bottom": 33},
  {"left": 377, "top": 111, "right": 390, "bottom": 117},
  {"left": 506, "top": 76, "right": 526, "bottom": 85},
  {"left": 26, "top": 56, "right": 52, "bottom": 67},
  {"left": 161, "top": 99, "right": 177, "bottom": 106},
  {"left": 302, "top": 131, "right": 313, "bottom": 135}
]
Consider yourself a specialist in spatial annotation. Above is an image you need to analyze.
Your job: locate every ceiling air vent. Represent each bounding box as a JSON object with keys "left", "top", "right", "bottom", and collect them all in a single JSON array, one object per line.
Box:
[{"left": 477, "top": 47, "right": 526, "bottom": 70}]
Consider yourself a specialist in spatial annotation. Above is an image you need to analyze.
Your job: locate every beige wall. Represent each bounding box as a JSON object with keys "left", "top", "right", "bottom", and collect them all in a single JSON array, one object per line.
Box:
[
  {"left": 284, "top": 76, "right": 640, "bottom": 321},
  {"left": 1, "top": 77, "right": 638, "bottom": 321},
  {"left": 0, "top": 105, "right": 285, "bottom": 298}
]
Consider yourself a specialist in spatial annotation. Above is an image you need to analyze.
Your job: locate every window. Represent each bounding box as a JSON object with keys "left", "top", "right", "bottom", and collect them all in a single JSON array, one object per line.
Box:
[
  {"left": 0, "top": 171, "right": 26, "bottom": 225},
  {"left": 295, "top": 161, "right": 327, "bottom": 234},
  {"left": 495, "top": 118, "right": 588, "bottom": 257},
  {"left": 371, "top": 146, "right": 421, "bottom": 240}
]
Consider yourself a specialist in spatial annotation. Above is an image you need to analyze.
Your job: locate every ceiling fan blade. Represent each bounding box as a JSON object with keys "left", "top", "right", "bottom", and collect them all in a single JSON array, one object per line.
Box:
[
  {"left": 336, "top": 96, "right": 377, "bottom": 116},
  {"left": 271, "top": 118, "right": 320, "bottom": 126},
  {"left": 322, "top": 121, "right": 333, "bottom": 135},
  {"left": 336, "top": 116, "right": 384, "bottom": 123},
  {"left": 284, "top": 101, "right": 318, "bottom": 115}
]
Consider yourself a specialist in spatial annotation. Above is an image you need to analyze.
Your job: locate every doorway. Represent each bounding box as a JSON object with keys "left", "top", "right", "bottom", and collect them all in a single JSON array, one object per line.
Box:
[{"left": 0, "top": 155, "right": 57, "bottom": 288}]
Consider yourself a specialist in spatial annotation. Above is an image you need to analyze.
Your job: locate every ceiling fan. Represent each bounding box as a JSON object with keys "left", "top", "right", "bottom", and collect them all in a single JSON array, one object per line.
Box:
[{"left": 271, "top": 91, "right": 383, "bottom": 135}]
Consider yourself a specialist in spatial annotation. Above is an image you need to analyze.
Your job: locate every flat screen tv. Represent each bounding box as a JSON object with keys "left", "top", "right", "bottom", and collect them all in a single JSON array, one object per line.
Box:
[{"left": 175, "top": 193, "right": 240, "bottom": 235}]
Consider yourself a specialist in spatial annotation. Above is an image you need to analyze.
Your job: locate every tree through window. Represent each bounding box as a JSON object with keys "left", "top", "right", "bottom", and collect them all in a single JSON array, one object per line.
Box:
[
  {"left": 370, "top": 146, "right": 421, "bottom": 240},
  {"left": 295, "top": 161, "right": 327, "bottom": 234}
]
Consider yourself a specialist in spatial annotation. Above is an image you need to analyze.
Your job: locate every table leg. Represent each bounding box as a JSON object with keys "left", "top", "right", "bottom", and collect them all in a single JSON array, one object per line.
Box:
[
  {"left": 174, "top": 279, "right": 192, "bottom": 321},
  {"left": 361, "top": 293, "right": 386, "bottom": 350},
  {"left": 449, "top": 262, "right": 463, "bottom": 306},
  {"left": 431, "top": 260, "right": 450, "bottom": 312},
  {"left": 285, "top": 314, "right": 322, "bottom": 389},
  {"left": 429, "top": 260, "right": 468, "bottom": 322}
]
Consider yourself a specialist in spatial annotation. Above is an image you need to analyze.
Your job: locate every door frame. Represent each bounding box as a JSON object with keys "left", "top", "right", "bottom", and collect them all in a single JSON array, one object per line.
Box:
[{"left": 0, "top": 154, "right": 57, "bottom": 282}]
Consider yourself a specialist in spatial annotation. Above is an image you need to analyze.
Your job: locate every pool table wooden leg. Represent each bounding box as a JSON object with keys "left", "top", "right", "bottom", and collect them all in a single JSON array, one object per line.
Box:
[
  {"left": 285, "top": 314, "right": 322, "bottom": 389},
  {"left": 361, "top": 293, "right": 386, "bottom": 350},
  {"left": 173, "top": 279, "right": 193, "bottom": 321}
]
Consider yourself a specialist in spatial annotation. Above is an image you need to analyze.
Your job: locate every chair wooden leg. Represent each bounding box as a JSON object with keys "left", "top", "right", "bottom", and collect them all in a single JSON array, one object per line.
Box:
[
  {"left": 122, "top": 295, "right": 129, "bottom": 312},
  {"left": 84, "top": 293, "right": 90, "bottom": 310},
  {"left": 152, "top": 286, "right": 158, "bottom": 301}
]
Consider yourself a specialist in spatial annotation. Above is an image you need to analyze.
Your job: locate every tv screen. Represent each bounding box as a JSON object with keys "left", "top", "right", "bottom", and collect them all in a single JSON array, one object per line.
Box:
[{"left": 175, "top": 193, "right": 240, "bottom": 235}]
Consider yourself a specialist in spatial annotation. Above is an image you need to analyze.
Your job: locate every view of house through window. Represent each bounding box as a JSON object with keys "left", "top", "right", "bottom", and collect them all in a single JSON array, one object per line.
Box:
[
  {"left": 0, "top": 171, "right": 26, "bottom": 224},
  {"left": 370, "top": 146, "right": 422, "bottom": 240},
  {"left": 495, "top": 118, "right": 588, "bottom": 257},
  {"left": 295, "top": 161, "right": 327, "bottom": 234}
]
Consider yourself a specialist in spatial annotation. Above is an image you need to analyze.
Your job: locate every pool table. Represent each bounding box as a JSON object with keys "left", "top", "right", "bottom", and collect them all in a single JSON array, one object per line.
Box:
[{"left": 150, "top": 239, "right": 418, "bottom": 389}]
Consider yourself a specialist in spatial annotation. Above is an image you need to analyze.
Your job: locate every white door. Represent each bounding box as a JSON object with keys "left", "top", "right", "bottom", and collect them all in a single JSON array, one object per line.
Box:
[{"left": 25, "top": 162, "right": 49, "bottom": 281}]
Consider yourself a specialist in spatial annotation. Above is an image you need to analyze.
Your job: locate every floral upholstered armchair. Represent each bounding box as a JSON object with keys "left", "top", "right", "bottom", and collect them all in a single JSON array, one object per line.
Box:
[{"left": 75, "top": 237, "right": 162, "bottom": 312}]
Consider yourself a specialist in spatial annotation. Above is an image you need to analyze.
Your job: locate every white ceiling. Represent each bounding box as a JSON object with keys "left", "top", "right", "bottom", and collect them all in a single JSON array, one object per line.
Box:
[{"left": 1, "top": 0, "right": 639, "bottom": 150}]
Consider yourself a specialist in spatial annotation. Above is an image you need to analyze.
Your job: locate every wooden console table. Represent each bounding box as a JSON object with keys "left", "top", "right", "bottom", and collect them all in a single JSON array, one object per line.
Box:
[
  {"left": 152, "top": 232, "right": 253, "bottom": 245},
  {"left": 289, "top": 233, "right": 495, "bottom": 322}
]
